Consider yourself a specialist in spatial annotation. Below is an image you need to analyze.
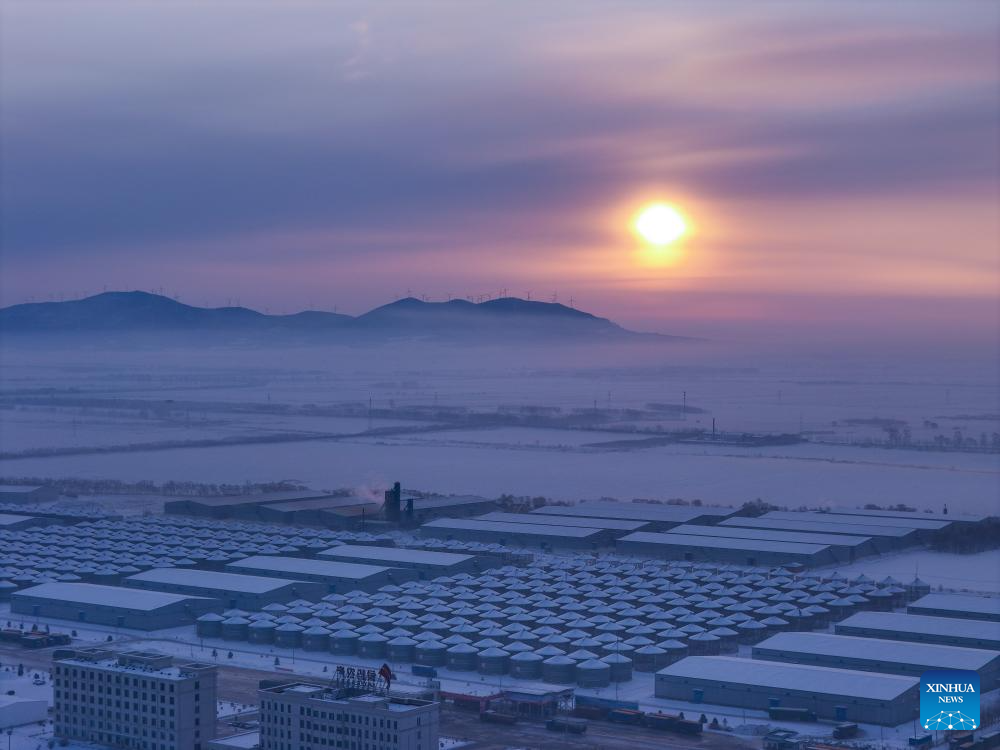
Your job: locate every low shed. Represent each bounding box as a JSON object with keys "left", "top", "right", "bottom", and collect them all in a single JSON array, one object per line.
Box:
[
  {"left": 316, "top": 544, "right": 492, "bottom": 577},
  {"left": 836, "top": 612, "right": 1000, "bottom": 651},
  {"left": 907, "top": 593, "right": 1000, "bottom": 623},
  {"left": 655, "top": 656, "right": 919, "bottom": 726},
  {"left": 226, "top": 555, "right": 416, "bottom": 592},
  {"left": 668, "top": 523, "right": 876, "bottom": 563},
  {"left": 12, "top": 582, "right": 219, "bottom": 630},
  {"left": 617, "top": 531, "right": 836, "bottom": 567},
  {"left": 125, "top": 568, "right": 327, "bottom": 610},
  {"left": 419, "top": 518, "right": 608, "bottom": 549}
]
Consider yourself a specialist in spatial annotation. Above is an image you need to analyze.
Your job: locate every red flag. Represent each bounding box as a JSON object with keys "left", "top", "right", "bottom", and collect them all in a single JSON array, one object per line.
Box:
[{"left": 379, "top": 663, "right": 393, "bottom": 690}]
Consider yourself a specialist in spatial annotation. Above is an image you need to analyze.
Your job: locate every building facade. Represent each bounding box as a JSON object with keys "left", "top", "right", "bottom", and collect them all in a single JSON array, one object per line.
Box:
[
  {"left": 259, "top": 682, "right": 439, "bottom": 750},
  {"left": 53, "top": 649, "right": 218, "bottom": 750}
]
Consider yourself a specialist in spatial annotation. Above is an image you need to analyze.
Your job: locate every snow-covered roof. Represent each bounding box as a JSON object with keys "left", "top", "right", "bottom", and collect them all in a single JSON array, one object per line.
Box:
[
  {"left": 909, "top": 593, "right": 1000, "bottom": 619},
  {"left": 670, "top": 523, "right": 872, "bottom": 548},
  {"left": 533, "top": 502, "right": 731, "bottom": 523},
  {"left": 0, "top": 513, "right": 35, "bottom": 526},
  {"left": 838, "top": 612, "right": 1000, "bottom": 641},
  {"left": 317, "top": 545, "right": 473, "bottom": 566},
  {"left": 227, "top": 555, "right": 391, "bottom": 579},
  {"left": 754, "top": 632, "right": 1000, "bottom": 671},
  {"left": 126, "top": 567, "right": 306, "bottom": 594},
  {"left": 826, "top": 507, "right": 984, "bottom": 524},
  {"left": 657, "top": 655, "right": 918, "bottom": 700},
  {"left": 720, "top": 516, "right": 914, "bottom": 538},
  {"left": 15, "top": 582, "right": 213, "bottom": 610},
  {"left": 621, "top": 531, "right": 830, "bottom": 554},
  {"left": 477, "top": 512, "right": 649, "bottom": 532},
  {"left": 765, "top": 511, "right": 949, "bottom": 531},
  {"left": 422, "top": 518, "right": 602, "bottom": 538}
]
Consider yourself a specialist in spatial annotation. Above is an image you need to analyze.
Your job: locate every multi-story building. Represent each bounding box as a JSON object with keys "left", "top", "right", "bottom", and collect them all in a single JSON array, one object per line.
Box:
[
  {"left": 52, "top": 648, "right": 217, "bottom": 750},
  {"left": 259, "top": 682, "right": 439, "bottom": 750}
]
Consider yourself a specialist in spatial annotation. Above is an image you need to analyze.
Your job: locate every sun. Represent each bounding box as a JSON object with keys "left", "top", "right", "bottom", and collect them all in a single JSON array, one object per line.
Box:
[{"left": 634, "top": 203, "right": 687, "bottom": 246}]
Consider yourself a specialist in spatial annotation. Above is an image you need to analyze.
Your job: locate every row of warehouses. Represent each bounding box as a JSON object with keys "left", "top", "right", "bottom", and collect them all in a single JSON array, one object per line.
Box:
[{"left": 413, "top": 501, "right": 986, "bottom": 568}]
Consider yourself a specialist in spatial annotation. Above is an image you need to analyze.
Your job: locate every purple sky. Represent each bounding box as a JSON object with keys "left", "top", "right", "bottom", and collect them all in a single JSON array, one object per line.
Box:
[{"left": 1, "top": 2, "right": 997, "bottom": 346}]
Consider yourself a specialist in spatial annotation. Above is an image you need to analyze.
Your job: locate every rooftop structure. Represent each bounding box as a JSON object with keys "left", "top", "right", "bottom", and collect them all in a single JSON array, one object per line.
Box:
[
  {"left": 836, "top": 612, "right": 1000, "bottom": 651},
  {"left": 13, "top": 581, "right": 220, "bottom": 629},
  {"left": 753, "top": 631, "right": 1000, "bottom": 687},
  {"left": 125, "top": 568, "right": 327, "bottom": 610},
  {"left": 226, "top": 555, "right": 417, "bottom": 592},
  {"left": 655, "top": 655, "right": 919, "bottom": 725},
  {"left": 668, "top": 523, "right": 876, "bottom": 562},
  {"left": 908, "top": 593, "right": 1000, "bottom": 622},
  {"left": 618, "top": 531, "right": 836, "bottom": 567}
]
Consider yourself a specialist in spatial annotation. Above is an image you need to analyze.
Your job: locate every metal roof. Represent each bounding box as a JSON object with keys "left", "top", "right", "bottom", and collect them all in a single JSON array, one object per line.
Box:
[
  {"left": 754, "top": 632, "right": 1000, "bottom": 672},
  {"left": 14, "top": 582, "right": 213, "bottom": 610},
  {"left": 533, "top": 502, "right": 732, "bottom": 523},
  {"left": 721, "top": 516, "right": 913, "bottom": 538},
  {"left": 317, "top": 545, "right": 474, "bottom": 566},
  {"left": 837, "top": 612, "right": 1000, "bottom": 641},
  {"left": 477, "top": 512, "right": 649, "bottom": 531},
  {"left": 826, "top": 508, "right": 985, "bottom": 524},
  {"left": 227, "top": 555, "right": 391, "bottom": 579},
  {"left": 764, "top": 511, "right": 949, "bottom": 531},
  {"left": 409, "top": 495, "right": 495, "bottom": 509},
  {"left": 657, "top": 655, "right": 918, "bottom": 700},
  {"left": 908, "top": 593, "right": 1000, "bottom": 619},
  {"left": 260, "top": 497, "right": 379, "bottom": 512},
  {"left": 669, "top": 523, "right": 873, "bottom": 548},
  {"left": 0, "top": 513, "right": 35, "bottom": 526},
  {"left": 183, "top": 491, "right": 335, "bottom": 508},
  {"left": 127, "top": 568, "right": 308, "bottom": 594},
  {"left": 621, "top": 531, "right": 831, "bottom": 554},
  {"left": 422, "top": 518, "right": 602, "bottom": 538}
]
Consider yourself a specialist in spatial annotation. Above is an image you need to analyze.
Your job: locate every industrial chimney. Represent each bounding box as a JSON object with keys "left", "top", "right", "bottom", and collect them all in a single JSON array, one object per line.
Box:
[{"left": 384, "top": 482, "right": 401, "bottom": 522}]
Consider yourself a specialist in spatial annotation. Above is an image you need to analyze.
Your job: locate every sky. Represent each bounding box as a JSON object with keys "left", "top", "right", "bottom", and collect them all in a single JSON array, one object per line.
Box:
[{"left": 1, "top": 1, "right": 998, "bottom": 348}]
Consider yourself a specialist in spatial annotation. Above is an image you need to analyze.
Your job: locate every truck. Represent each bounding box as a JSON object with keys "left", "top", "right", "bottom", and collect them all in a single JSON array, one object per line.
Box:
[
  {"left": 768, "top": 707, "right": 818, "bottom": 722},
  {"left": 833, "top": 723, "right": 858, "bottom": 739},
  {"left": 608, "top": 708, "right": 644, "bottom": 725},
  {"left": 546, "top": 717, "right": 588, "bottom": 734},
  {"left": 411, "top": 665, "right": 437, "bottom": 679},
  {"left": 673, "top": 719, "right": 704, "bottom": 735}
]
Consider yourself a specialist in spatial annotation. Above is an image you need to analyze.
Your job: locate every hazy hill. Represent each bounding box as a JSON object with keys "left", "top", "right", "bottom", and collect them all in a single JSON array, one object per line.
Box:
[{"left": 0, "top": 291, "right": 688, "bottom": 345}]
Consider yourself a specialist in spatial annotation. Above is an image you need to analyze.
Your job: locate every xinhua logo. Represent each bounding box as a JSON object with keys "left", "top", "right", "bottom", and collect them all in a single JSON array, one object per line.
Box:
[{"left": 920, "top": 670, "right": 980, "bottom": 731}]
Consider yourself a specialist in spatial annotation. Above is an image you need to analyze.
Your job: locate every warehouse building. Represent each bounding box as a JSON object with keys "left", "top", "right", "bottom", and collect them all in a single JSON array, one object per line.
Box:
[
  {"left": 316, "top": 544, "right": 492, "bottom": 578},
  {"left": 255, "top": 496, "right": 380, "bottom": 528},
  {"left": 655, "top": 656, "right": 919, "bottom": 725},
  {"left": 907, "top": 593, "right": 1000, "bottom": 622},
  {"left": 258, "top": 682, "right": 440, "bottom": 750},
  {"left": 836, "top": 612, "right": 1000, "bottom": 651},
  {"left": 0, "top": 485, "right": 59, "bottom": 504},
  {"left": 401, "top": 494, "right": 499, "bottom": 523},
  {"left": 762, "top": 511, "right": 950, "bottom": 537},
  {"left": 668, "top": 523, "right": 877, "bottom": 563},
  {"left": 827, "top": 507, "right": 985, "bottom": 525},
  {"left": 226, "top": 555, "right": 417, "bottom": 592},
  {"left": 720, "top": 516, "right": 916, "bottom": 551},
  {"left": 753, "top": 632, "right": 1000, "bottom": 688},
  {"left": 125, "top": 568, "right": 327, "bottom": 611},
  {"left": 12, "top": 582, "right": 220, "bottom": 629},
  {"left": 419, "top": 517, "right": 608, "bottom": 549},
  {"left": 532, "top": 501, "right": 733, "bottom": 530},
  {"left": 0, "top": 513, "right": 60, "bottom": 530},
  {"left": 53, "top": 649, "right": 217, "bottom": 750},
  {"left": 617, "top": 531, "right": 836, "bottom": 567},
  {"left": 164, "top": 490, "right": 339, "bottom": 519},
  {"left": 477, "top": 511, "right": 652, "bottom": 534}
]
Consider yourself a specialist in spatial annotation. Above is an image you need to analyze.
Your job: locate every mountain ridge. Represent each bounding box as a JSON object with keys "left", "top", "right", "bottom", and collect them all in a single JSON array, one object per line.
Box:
[{"left": 0, "top": 290, "right": 693, "bottom": 345}]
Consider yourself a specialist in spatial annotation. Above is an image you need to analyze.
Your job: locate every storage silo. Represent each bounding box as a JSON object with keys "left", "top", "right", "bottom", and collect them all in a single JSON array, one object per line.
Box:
[
  {"left": 248, "top": 620, "right": 276, "bottom": 645},
  {"left": 302, "top": 626, "right": 331, "bottom": 652},
  {"left": 541, "top": 655, "right": 577, "bottom": 685},
  {"left": 658, "top": 639, "right": 688, "bottom": 666},
  {"left": 387, "top": 637, "right": 417, "bottom": 663},
  {"left": 357, "top": 633, "right": 389, "bottom": 659},
  {"left": 688, "top": 631, "right": 720, "bottom": 655},
  {"left": 330, "top": 629, "right": 360, "bottom": 655},
  {"left": 196, "top": 613, "right": 224, "bottom": 639},
  {"left": 221, "top": 617, "right": 250, "bottom": 641},
  {"left": 477, "top": 647, "right": 510, "bottom": 676},
  {"left": 414, "top": 640, "right": 447, "bottom": 667},
  {"left": 631, "top": 645, "right": 666, "bottom": 672},
  {"left": 509, "top": 652, "right": 544, "bottom": 680},
  {"left": 274, "top": 623, "right": 304, "bottom": 650},
  {"left": 601, "top": 653, "right": 632, "bottom": 683},
  {"left": 576, "top": 659, "right": 611, "bottom": 689},
  {"left": 445, "top": 644, "right": 479, "bottom": 672}
]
